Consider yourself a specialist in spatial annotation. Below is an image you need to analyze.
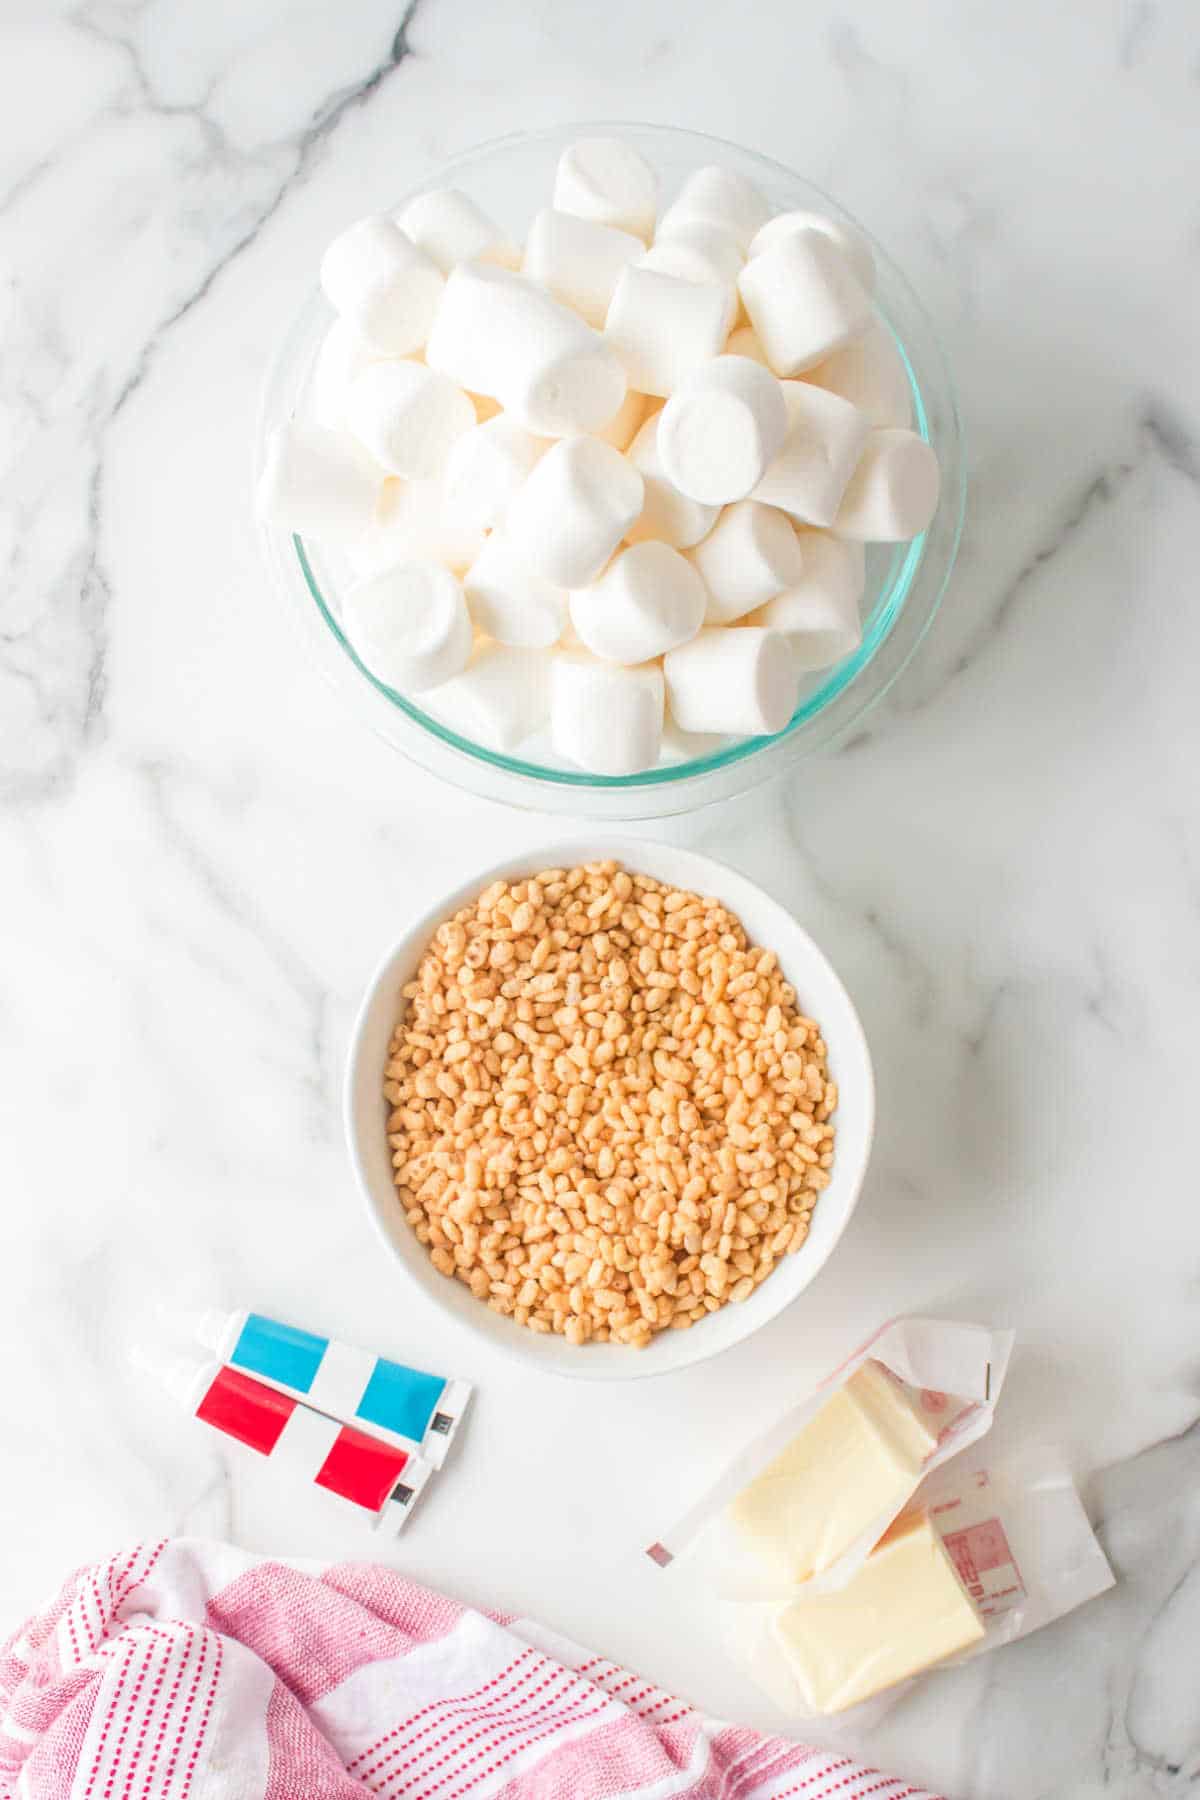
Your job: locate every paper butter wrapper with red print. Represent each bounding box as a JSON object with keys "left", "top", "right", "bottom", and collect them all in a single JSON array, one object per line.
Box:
[
  {"left": 918, "top": 1449, "right": 1115, "bottom": 1652},
  {"left": 729, "top": 1451, "right": 1115, "bottom": 1724},
  {"left": 646, "top": 1315, "right": 1014, "bottom": 1599}
]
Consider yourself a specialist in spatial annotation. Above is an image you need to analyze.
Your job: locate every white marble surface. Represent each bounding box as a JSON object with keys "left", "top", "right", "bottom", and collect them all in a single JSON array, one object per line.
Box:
[{"left": 2, "top": 1, "right": 1199, "bottom": 1793}]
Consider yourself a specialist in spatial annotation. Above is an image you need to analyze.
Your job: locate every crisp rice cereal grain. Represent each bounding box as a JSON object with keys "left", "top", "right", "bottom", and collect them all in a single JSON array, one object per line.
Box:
[{"left": 385, "top": 862, "right": 836, "bottom": 1347}]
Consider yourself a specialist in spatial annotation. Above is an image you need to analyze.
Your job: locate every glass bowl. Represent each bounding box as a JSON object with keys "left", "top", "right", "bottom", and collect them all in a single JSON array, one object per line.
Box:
[{"left": 257, "top": 122, "right": 964, "bottom": 819}]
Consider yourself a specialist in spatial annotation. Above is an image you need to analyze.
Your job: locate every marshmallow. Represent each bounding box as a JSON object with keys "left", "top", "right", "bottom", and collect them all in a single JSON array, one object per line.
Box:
[
  {"left": 658, "top": 166, "right": 771, "bottom": 252},
  {"left": 427, "top": 262, "right": 626, "bottom": 436},
  {"left": 749, "top": 210, "right": 876, "bottom": 293},
  {"left": 570, "top": 541, "right": 707, "bottom": 664},
  {"left": 346, "top": 361, "right": 475, "bottom": 480},
  {"left": 634, "top": 242, "right": 723, "bottom": 290},
  {"left": 725, "top": 323, "right": 768, "bottom": 365},
  {"left": 657, "top": 355, "right": 789, "bottom": 504},
  {"left": 660, "top": 715, "right": 728, "bottom": 763},
  {"left": 462, "top": 535, "right": 567, "bottom": 648},
  {"left": 626, "top": 411, "right": 719, "bottom": 549},
  {"left": 506, "top": 436, "right": 643, "bottom": 588},
  {"left": 397, "top": 188, "right": 517, "bottom": 273},
  {"left": 550, "top": 653, "right": 664, "bottom": 775},
  {"left": 688, "top": 499, "right": 805, "bottom": 623},
  {"left": 507, "top": 330, "right": 627, "bottom": 441},
  {"left": 429, "top": 643, "right": 549, "bottom": 751},
  {"left": 256, "top": 423, "right": 382, "bottom": 542},
  {"left": 752, "top": 531, "right": 866, "bottom": 669},
  {"left": 347, "top": 477, "right": 485, "bottom": 577},
  {"left": 308, "top": 320, "right": 384, "bottom": 431},
  {"left": 640, "top": 221, "right": 745, "bottom": 330},
  {"left": 752, "top": 381, "right": 870, "bottom": 525},
  {"left": 739, "top": 230, "right": 873, "bottom": 376},
  {"left": 803, "top": 322, "right": 912, "bottom": 428},
  {"left": 423, "top": 263, "right": 520, "bottom": 396},
  {"left": 431, "top": 262, "right": 621, "bottom": 417},
  {"left": 605, "top": 265, "right": 735, "bottom": 399},
  {"left": 442, "top": 415, "right": 549, "bottom": 531},
  {"left": 638, "top": 242, "right": 739, "bottom": 310},
  {"left": 664, "top": 627, "right": 799, "bottom": 737},
  {"left": 832, "top": 427, "right": 940, "bottom": 540},
  {"left": 320, "top": 216, "right": 445, "bottom": 355},
  {"left": 641, "top": 218, "right": 745, "bottom": 302},
  {"left": 523, "top": 208, "right": 643, "bottom": 328},
  {"left": 554, "top": 137, "right": 657, "bottom": 242},
  {"left": 652, "top": 216, "right": 746, "bottom": 280},
  {"left": 342, "top": 560, "right": 472, "bottom": 693},
  {"left": 594, "top": 386, "right": 648, "bottom": 451}
]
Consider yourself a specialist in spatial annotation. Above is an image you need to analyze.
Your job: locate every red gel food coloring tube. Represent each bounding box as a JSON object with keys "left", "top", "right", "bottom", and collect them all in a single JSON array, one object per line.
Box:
[{"left": 190, "top": 1363, "right": 427, "bottom": 1522}]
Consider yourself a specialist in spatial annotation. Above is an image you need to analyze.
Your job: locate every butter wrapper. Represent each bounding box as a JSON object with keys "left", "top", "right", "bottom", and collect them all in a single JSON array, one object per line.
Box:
[
  {"left": 645, "top": 1315, "right": 1013, "bottom": 1599},
  {"left": 727, "top": 1453, "right": 1114, "bottom": 1722}
]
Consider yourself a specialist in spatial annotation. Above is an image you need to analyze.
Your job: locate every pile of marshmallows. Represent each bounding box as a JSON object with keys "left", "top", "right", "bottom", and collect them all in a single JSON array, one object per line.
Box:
[{"left": 258, "top": 138, "right": 940, "bottom": 776}]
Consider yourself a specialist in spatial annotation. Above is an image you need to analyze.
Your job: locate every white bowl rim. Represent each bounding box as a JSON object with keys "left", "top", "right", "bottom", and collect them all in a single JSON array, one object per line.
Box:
[{"left": 344, "top": 837, "right": 875, "bottom": 1380}]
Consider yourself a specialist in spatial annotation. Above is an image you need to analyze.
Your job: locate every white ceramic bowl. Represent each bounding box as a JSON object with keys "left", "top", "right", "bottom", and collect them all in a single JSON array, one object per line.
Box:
[{"left": 345, "top": 839, "right": 874, "bottom": 1378}]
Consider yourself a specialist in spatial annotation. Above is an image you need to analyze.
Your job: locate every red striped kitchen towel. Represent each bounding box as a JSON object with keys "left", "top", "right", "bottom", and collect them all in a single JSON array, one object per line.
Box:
[{"left": 0, "top": 1539, "right": 939, "bottom": 1798}]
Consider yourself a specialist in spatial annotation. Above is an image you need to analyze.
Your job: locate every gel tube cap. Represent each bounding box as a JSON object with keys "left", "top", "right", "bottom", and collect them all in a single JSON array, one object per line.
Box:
[{"left": 189, "top": 1309, "right": 472, "bottom": 1470}]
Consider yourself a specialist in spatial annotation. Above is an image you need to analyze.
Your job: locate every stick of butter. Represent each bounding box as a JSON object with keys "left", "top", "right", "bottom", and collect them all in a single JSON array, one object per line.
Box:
[
  {"left": 725, "top": 1360, "right": 938, "bottom": 1586},
  {"left": 772, "top": 1509, "right": 986, "bottom": 1713}
]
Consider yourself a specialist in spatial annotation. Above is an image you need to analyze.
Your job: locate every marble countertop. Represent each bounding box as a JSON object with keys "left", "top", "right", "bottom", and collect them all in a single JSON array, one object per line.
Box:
[{"left": 3, "top": 2, "right": 1199, "bottom": 1793}]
